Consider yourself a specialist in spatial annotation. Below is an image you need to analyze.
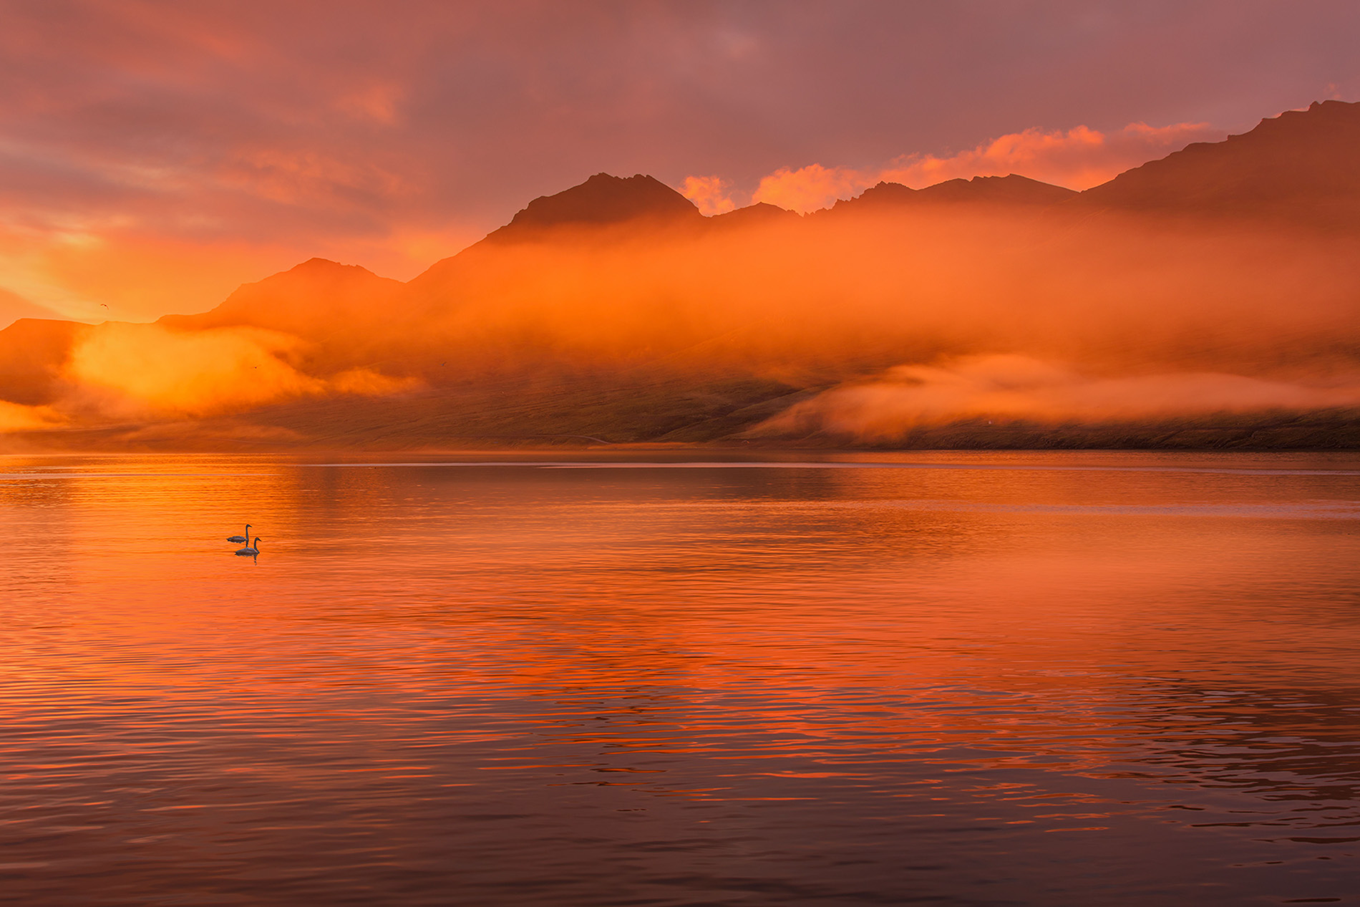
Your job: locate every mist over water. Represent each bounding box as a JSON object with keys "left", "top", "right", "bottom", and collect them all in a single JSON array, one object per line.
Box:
[
  {"left": 2, "top": 452, "right": 1358, "bottom": 905},
  {"left": 7, "top": 198, "right": 1360, "bottom": 446}
]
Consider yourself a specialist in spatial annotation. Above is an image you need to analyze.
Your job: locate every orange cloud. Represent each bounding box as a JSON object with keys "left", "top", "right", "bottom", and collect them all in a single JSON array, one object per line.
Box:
[
  {"left": 749, "top": 164, "right": 867, "bottom": 214},
  {"left": 66, "top": 323, "right": 323, "bottom": 417},
  {"left": 216, "top": 147, "right": 409, "bottom": 207},
  {"left": 678, "top": 175, "right": 738, "bottom": 215},
  {"left": 328, "top": 367, "right": 417, "bottom": 396},
  {"left": 879, "top": 122, "right": 1223, "bottom": 191},
  {"left": 6, "top": 191, "right": 1360, "bottom": 445},
  {"left": 745, "top": 121, "right": 1225, "bottom": 212},
  {"left": 334, "top": 83, "right": 404, "bottom": 125},
  {"left": 63, "top": 323, "right": 415, "bottom": 418},
  {"left": 0, "top": 399, "right": 64, "bottom": 431},
  {"left": 758, "top": 354, "right": 1360, "bottom": 441}
]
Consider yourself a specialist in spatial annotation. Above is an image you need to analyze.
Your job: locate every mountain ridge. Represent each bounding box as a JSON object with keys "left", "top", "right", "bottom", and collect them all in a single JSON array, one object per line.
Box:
[
  {"left": 5, "top": 99, "right": 1360, "bottom": 451},
  {"left": 485, "top": 173, "right": 704, "bottom": 243},
  {"left": 1076, "top": 99, "right": 1360, "bottom": 222}
]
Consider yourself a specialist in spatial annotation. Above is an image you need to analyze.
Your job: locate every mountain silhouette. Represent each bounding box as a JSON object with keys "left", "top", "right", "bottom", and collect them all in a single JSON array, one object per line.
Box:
[
  {"left": 917, "top": 174, "right": 1078, "bottom": 204},
  {"left": 484, "top": 173, "right": 703, "bottom": 244},
  {"left": 413, "top": 172, "right": 707, "bottom": 294},
  {"left": 5, "top": 100, "right": 1360, "bottom": 451},
  {"left": 710, "top": 202, "right": 801, "bottom": 228},
  {"left": 160, "top": 258, "right": 403, "bottom": 337},
  {"left": 820, "top": 174, "right": 1075, "bottom": 217},
  {"left": 1078, "top": 100, "right": 1360, "bottom": 224},
  {"left": 828, "top": 180, "right": 918, "bottom": 211}
]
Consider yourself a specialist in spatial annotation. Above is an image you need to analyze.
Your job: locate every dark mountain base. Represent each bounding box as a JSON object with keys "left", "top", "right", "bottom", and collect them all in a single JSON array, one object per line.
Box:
[
  {"left": 5, "top": 393, "right": 1358, "bottom": 453},
  {"left": 763, "top": 415, "right": 1360, "bottom": 450}
]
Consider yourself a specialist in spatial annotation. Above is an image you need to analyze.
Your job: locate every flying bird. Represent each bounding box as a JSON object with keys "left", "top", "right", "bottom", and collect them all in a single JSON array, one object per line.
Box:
[{"left": 227, "top": 523, "right": 251, "bottom": 544}]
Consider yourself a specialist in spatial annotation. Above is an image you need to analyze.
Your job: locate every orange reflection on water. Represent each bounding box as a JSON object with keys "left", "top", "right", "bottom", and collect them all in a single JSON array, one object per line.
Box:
[{"left": 1, "top": 451, "right": 1358, "bottom": 905}]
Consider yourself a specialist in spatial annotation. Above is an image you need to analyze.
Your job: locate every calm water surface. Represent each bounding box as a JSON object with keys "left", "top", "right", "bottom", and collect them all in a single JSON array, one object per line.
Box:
[{"left": 1, "top": 451, "right": 1358, "bottom": 905}]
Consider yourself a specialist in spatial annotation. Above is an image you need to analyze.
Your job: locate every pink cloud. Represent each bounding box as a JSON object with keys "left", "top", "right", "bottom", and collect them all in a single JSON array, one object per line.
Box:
[
  {"left": 879, "top": 121, "right": 1224, "bottom": 190},
  {"left": 748, "top": 164, "right": 866, "bottom": 214},
  {"left": 739, "top": 121, "right": 1225, "bottom": 213},
  {"left": 333, "top": 83, "right": 405, "bottom": 125},
  {"left": 678, "top": 175, "right": 737, "bottom": 215}
]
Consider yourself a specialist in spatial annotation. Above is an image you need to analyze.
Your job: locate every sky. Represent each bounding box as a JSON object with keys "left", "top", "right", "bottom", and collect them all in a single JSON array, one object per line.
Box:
[{"left": 2, "top": 0, "right": 1360, "bottom": 323}]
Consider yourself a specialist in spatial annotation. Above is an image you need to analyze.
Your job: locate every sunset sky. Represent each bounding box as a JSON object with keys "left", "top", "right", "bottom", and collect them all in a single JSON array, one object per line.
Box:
[{"left": 3, "top": 0, "right": 1359, "bottom": 323}]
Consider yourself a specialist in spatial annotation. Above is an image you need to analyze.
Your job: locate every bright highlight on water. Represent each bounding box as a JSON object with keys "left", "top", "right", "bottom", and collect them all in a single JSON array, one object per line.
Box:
[{"left": 2, "top": 451, "right": 1356, "bottom": 905}]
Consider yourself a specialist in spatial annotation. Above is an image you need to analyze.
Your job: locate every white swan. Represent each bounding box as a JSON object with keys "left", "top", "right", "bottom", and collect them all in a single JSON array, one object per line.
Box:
[
  {"left": 235, "top": 537, "right": 261, "bottom": 556},
  {"left": 227, "top": 523, "right": 251, "bottom": 544}
]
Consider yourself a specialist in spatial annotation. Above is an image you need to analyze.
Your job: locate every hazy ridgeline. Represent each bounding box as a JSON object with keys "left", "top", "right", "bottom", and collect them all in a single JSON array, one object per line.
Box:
[{"left": 3, "top": 101, "right": 1360, "bottom": 449}]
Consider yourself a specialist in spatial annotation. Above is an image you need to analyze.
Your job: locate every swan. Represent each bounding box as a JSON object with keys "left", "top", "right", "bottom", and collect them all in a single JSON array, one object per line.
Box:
[
  {"left": 227, "top": 523, "right": 251, "bottom": 544},
  {"left": 235, "top": 537, "right": 261, "bottom": 556}
]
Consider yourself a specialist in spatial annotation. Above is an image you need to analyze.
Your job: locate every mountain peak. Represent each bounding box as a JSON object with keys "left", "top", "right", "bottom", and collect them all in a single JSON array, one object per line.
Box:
[
  {"left": 1078, "top": 99, "right": 1360, "bottom": 220},
  {"left": 708, "top": 201, "right": 800, "bottom": 228},
  {"left": 487, "top": 173, "right": 702, "bottom": 242},
  {"left": 917, "top": 174, "right": 1077, "bottom": 204},
  {"left": 157, "top": 257, "right": 402, "bottom": 334},
  {"left": 822, "top": 174, "right": 1073, "bottom": 217},
  {"left": 286, "top": 257, "right": 378, "bottom": 277}
]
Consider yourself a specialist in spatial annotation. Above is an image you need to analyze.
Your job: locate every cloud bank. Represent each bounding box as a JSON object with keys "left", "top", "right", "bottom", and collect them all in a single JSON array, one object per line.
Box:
[
  {"left": 716, "top": 122, "right": 1225, "bottom": 214},
  {"left": 757, "top": 355, "right": 1360, "bottom": 441},
  {"left": 3, "top": 154, "right": 1360, "bottom": 446}
]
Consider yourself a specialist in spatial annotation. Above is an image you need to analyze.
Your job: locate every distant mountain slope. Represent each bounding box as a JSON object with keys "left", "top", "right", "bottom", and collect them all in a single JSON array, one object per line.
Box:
[
  {"left": 484, "top": 172, "right": 703, "bottom": 243},
  {"left": 917, "top": 174, "right": 1078, "bottom": 205},
  {"left": 823, "top": 174, "right": 1076, "bottom": 217},
  {"left": 1078, "top": 100, "right": 1360, "bottom": 223},
  {"left": 158, "top": 258, "right": 404, "bottom": 339},
  {"left": 412, "top": 172, "right": 706, "bottom": 294},
  {"left": 709, "top": 202, "right": 800, "bottom": 228}
]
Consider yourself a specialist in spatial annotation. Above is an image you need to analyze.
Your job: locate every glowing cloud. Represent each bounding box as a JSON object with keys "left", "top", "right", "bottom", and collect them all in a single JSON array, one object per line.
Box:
[
  {"left": 758, "top": 355, "right": 1360, "bottom": 441},
  {"left": 678, "top": 176, "right": 738, "bottom": 216},
  {"left": 65, "top": 324, "right": 323, "bottom": 417},
  {"left": 750, "top": 164, "right": 868, "bottom": 214},
  {"left": 62, "top": 323, "right": 415, "bottom": 418},
  {"left": 878, "top": 122, "right": 1224, "bottom": 191},
  {"left": 746, "top": 122, "right": 1224, "bottom": 212},
  {"left": 0, "top": 400, "right": 64, "bottom": 431}
]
